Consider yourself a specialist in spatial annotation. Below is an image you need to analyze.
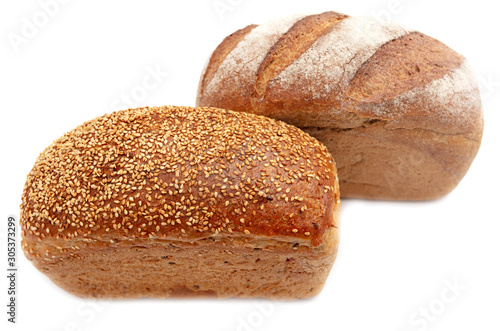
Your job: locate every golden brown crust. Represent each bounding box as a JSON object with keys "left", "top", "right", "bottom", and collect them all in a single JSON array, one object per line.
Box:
[
  {"left": 254, "top": 11, "right": 348, "bottom": 96},
  {"left": 196, "top": 12, "right": 484, "bottom": 200},
  {"left": 20, "top": 106, "right": 339, "bottom": 248},
  {"left": 199, "top": 24, "right": 258, "bottom": 94},
  {"left": 346, "top": 32, "right": 464, "bottom": 103}
]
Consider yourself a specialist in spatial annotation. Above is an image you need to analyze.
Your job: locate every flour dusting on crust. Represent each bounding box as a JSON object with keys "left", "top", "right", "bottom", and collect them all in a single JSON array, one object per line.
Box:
[
  {"left": 370, "top": 60, "right": 482, "bottom": 132},
  {"left": 203, "top": 14, "right": 307, "bottom": 99},
  {"left": 271, "top": 16, "right": 414, "bottom": 99}
]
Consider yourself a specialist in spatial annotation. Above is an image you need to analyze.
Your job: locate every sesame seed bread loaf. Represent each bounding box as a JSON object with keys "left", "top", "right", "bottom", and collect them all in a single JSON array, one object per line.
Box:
[
  {"left": 20, "top": 105, "right": 340, "bottom": 299},
  {"left": 196, "top": 11, "right": 484, "bottom": 200}
]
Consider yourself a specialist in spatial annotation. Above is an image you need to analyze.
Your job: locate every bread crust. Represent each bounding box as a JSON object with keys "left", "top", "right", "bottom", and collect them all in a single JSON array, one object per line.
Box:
[
  {"left": 196, "top": 12, "right": 483, "bottom": 200},
  {"left": 198, "top": 24, "right": 258, "bottom": 96},
  {"left": 254, "top": 11, "right": 349, "bottom": 96}
]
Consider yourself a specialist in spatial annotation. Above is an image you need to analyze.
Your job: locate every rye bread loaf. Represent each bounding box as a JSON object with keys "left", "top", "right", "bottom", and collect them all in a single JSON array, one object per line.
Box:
[
  {"left": 20, "top": 105, "right": 340, "bottom": 299},
  {"left": 196, "top": 11, "right": 484, "bottom": 200}
]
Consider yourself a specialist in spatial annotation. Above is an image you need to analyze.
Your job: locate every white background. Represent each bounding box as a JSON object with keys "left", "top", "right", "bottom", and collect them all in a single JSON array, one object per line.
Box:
[{"left": 1, "top": 0, "right": 499, "bottom": 330}]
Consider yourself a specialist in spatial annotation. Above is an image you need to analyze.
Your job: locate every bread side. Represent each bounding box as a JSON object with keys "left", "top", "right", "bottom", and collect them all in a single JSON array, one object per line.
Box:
[
  {"left": 303, "top": 123, "right": 480, "bottom": 199},
  {"left": 22, "top": 227, "right": 339, "bottom": 299}
]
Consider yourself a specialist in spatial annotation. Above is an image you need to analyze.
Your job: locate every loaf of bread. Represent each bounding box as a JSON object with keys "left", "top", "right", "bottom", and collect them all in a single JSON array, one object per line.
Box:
[
  {"left": 20, "top": 105, "right": 340, "bottom": 299},
  {"left": 196, "top": 11, "right": 484, "bottom": 200}
]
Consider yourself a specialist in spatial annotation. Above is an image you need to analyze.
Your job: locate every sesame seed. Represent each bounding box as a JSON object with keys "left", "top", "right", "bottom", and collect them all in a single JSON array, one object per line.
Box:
[{"left": 19, "top": 106, "right": 337, "bottom": 244}]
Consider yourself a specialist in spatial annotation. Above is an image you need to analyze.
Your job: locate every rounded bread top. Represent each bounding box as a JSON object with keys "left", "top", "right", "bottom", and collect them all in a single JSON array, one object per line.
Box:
[
  {"left": 197, "top": 12, "right": 483, "bottom": 138},
  {"left": 20, "top": 106, "right": 339, "bottom": 248}
]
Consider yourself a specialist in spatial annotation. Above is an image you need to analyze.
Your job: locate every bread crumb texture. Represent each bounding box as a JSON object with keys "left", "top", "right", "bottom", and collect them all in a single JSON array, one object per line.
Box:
[{"left": 20, "top": 106, "right": 339, "bottom": 249}]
